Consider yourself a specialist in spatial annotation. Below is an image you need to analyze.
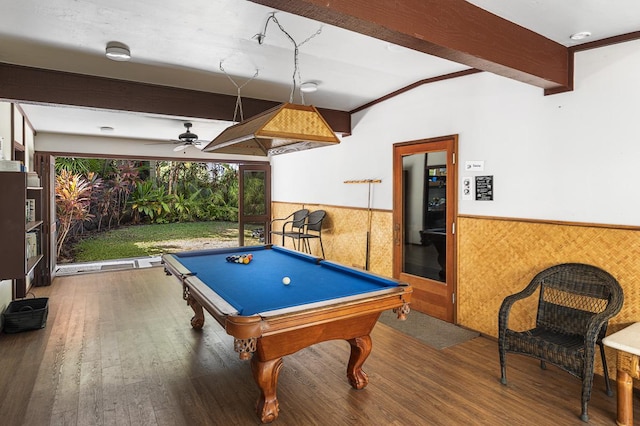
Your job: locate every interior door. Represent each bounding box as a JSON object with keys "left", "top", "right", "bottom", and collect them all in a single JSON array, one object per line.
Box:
[
  {"left": 238, "top": 163, "right": 271, "bottom": 246},
  {"left": 393, "top": 136, "right": 457, "bottom": 323}
]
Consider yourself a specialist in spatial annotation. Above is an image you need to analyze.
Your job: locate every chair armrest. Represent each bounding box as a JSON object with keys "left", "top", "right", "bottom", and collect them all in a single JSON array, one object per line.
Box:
[
  {"left": 270, "top": 220, "right": 296, "bottom": 234},
  {"left": 584, "top": 290, "right": 625, "bottom": 345},
  {"left": 270, "top": 212, "right": 299, "bottom": 236},
  {"left": 281, "top": 220, "right": 298, "bottom": 232},
  {"left": 498, "top": 279, "right": 541, "bottom": 337},
  {"left": 270, "top": 212, "right": 295, "bottom": 225}
]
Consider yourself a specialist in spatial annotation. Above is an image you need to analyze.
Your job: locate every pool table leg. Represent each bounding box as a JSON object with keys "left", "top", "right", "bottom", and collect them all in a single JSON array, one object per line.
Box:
[
  {"left": 347, "top": 335, "right": 372, "bottom": 389},
  {"left": 186, "top": 294, "right": 205, "bottom": 330},
  {"left": 251, "top": 356, "right": 283, "bottom": 423}
]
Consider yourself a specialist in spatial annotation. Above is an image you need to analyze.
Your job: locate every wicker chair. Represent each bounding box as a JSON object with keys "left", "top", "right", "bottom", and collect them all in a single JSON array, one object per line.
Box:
[
  {"left": 269, "top": 209, "right": 309, "bottom": 249},
  {"left": 498, "top": 263, "right": 624, "bottom": 422},
  {"left": 295, "top": 210, "right": 326, "bottom": 258}
]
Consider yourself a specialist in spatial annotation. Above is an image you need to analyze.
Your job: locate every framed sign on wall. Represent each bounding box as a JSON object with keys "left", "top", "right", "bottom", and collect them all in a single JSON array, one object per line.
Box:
[{"left": 475, "top": 175, "right": 493, "bottom": 201}]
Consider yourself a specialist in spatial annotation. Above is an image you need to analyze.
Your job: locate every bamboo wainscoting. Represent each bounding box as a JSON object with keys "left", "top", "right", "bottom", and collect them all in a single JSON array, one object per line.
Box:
[
  {"left": 272, "top": 202, "right": 640, "bottom": 337},
  {"left": 457, "top": 215, "right": 640, "bottom": 379},
  {"left": 271, "top": 202, "right": 393, "bottom": 277},
  {"left": 271, "top": 206, "right": 640, "bottom": 335},
  {"left": 270, "top": 205, "right": 640, "bottom": 373}
]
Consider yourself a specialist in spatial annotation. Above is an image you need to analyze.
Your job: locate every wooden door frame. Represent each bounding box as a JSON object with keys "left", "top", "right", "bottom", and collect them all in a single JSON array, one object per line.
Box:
[
  {"left": 238, "top": 163, "right": 271, "bottom": 246},
  {"left": 33, "top": 152, "right": 54, "bottom": 286},
  {"left": 393, "top": 135, "right": 458, "bottom": 323}
]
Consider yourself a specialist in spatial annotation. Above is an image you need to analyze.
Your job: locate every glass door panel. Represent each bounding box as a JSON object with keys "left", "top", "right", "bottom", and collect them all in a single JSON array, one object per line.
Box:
[
  {"left": 242, "top": 170, "right": 267, "bottom": 216},
  {"left": 402, "top": 151, "right": 447, "bottom": 282},
  {"left": 238, "top": 164, "right": 271, "bottom": 246}
]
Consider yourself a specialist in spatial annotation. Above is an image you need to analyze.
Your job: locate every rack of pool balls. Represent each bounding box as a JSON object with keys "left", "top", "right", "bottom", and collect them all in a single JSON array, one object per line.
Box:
[{"left": 226, "top": 254, "right": 253, "bottom": 264}]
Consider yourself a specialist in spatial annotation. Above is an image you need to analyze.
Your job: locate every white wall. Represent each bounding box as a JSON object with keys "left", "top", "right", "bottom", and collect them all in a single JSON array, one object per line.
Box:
[{"left": 271, "top": 39, "right": 640, "bottom": 227}]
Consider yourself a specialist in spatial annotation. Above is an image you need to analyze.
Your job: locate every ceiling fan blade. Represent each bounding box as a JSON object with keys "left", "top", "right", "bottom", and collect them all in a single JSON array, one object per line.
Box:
[
  {"left": 173, "top": 144, "right": 188, "bottom": 151},
  {"left": 145, "top": 141, "right": 176, "bottom": 145}
]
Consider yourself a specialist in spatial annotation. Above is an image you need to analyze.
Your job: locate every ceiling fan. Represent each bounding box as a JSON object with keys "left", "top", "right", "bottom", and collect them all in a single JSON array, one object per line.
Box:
[{"left": 170, "top": 122, "right": 209, "bottom": 151}]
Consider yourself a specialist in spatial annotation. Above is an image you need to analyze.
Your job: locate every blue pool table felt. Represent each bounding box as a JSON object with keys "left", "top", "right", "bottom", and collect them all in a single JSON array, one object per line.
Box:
[{"left": 173, "top": 246, "right": 398, "bottom": 316}]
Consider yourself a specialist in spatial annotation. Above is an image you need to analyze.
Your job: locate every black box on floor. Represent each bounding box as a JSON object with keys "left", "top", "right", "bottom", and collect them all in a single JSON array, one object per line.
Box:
[{"left": 2, "top": 297, "right": 49, "bottom": 333}]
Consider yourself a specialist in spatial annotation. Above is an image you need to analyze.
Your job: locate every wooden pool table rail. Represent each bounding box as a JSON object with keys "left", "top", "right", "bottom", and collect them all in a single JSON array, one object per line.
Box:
[{"left": 182, "top": 268, "right": 412, "bottom": 359}]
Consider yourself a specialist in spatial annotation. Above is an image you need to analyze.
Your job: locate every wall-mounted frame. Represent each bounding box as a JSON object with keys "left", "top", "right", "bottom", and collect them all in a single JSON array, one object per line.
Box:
[{"left": 475, "top": 175, "right": 494, "bottom": 201}]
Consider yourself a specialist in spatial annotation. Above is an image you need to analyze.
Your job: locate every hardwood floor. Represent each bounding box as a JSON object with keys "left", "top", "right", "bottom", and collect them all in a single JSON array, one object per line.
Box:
[{"left": 0, "top": 267, "right": 636, "bottom": 425}]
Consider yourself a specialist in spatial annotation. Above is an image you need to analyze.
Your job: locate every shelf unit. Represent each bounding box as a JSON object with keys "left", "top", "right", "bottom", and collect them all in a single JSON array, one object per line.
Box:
[
  {"left": 424, "top": 165, "right": 447, "bottom": 230},
  {"left": 0, "top": 171, "right": 44, "bottom": 298}
]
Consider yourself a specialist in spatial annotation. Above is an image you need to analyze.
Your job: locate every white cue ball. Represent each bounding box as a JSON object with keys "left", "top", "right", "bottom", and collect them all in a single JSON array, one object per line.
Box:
[{"left": 282, "top": 277, "right": 291, "bottom": 285}]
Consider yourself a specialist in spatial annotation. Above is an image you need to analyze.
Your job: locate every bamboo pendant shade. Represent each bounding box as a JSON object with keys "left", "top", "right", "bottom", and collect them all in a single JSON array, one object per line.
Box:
[{"left": 203, "top": 103, "right": 339, "bottom": 156}]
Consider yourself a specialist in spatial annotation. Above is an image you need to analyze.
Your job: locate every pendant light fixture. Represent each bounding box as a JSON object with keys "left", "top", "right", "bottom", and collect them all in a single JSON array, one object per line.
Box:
[
  {"left": 204, "top": 14, "right": 339, "bottom": 156},
  {"left": 203, "top": 102, "right": 339, "bottom": 156}
]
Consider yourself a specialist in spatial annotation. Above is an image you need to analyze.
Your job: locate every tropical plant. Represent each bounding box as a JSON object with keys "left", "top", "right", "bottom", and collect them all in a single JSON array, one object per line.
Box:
[
  {"left": 197, "top": 189, "right": 236, "bottom": 221},
  {"left": 54, "top": 157, "right": 244, "bottom": 261},
  {"left": 129, "top": 180, "right": 171, "bottom": 223},
  {"left": 76, "top": 171, "right": 104, "bottom": 234},
  {"left": 109, "top": 161, "right": 141, "bottom": 225},
  {"left": 55, "top": 170, "right": 95, "bottom": 258},
  {"left": 56, "top": 157, "right": 111, "bottom": 175},
  {"left": 94, "top": 186, "right": 116, "bottom": 231},
  {"left": 171, "top": 189, "right": 202, "bottom": 222},
  {"left": 242, "top": 171, "right": 267, "bottom": 215},
  {"left": 211, "top": 163, "right": 239, "bottom": 207}
]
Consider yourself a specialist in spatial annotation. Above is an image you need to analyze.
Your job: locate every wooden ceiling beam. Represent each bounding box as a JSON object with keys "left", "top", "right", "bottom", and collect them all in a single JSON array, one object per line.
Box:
[
  {"left": 250, "top": 0, "right": 572, "bottom": 93},
  {"left": 0, "top": 62, "right": 351, "bottom": 134}
]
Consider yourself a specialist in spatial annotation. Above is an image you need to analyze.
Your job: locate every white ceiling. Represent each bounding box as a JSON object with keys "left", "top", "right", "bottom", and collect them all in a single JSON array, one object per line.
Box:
[{"left": 1, "top": 0, "right": 639, "bottom": 145}]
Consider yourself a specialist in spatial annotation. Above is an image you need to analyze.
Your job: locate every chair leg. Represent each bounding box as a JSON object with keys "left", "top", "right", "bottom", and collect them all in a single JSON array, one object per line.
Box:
[
  {"left": 580, "top": 372, "right": 594, "bottom": 422},
  {"left": 318, "top": 237, "right": 325, "bottom": 259},
  {"left": 599, "top": 342, "right": 613, "bottom": 397},
  {"left": 580, "top": 383, "right": 590, "bottom": 422},
  {"left": 500, "top": 365, "right": 507, "bottom": 385},
  {"left": 499, "top": 345, "right": 507, "bottom": 385},
  {"left": 580, "top": 404, "right": 589, "bottom": 422}
]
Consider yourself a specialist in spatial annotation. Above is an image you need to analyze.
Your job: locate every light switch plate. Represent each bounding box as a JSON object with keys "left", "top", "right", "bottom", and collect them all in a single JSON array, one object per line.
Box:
[{"left": 462, "top": 177, "right": 472, "bottom": 200}]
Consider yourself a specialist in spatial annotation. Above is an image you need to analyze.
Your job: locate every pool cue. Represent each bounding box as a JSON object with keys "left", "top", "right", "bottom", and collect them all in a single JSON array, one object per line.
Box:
[{"left": 344, "top": 179, "right": 381, "bottom": 270}]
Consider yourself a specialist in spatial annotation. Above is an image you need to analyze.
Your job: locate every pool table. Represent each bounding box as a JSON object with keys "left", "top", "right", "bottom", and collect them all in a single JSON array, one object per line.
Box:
[{"left": 162, "top": 245, "right": 412, "bottom": 423}]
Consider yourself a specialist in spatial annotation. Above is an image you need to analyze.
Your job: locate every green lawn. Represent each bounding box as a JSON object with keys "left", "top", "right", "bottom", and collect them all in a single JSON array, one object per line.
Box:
[{"left": 73, "top": 221, "right": 262, "bottom": 262}]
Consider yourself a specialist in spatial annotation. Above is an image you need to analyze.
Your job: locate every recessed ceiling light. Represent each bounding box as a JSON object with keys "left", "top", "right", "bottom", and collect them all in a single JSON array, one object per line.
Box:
[
  {"left": 300, "top": 81, "right": 318, "bottom": 93},
  {"left": 570, "top": 31, "right": 592, "bottom": 41},
  {"left": 105, "top": 41, "right": 131, "bottom": 61},
  {"left": 100, "top": 126, "right": 114, "bottom": 132}
]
